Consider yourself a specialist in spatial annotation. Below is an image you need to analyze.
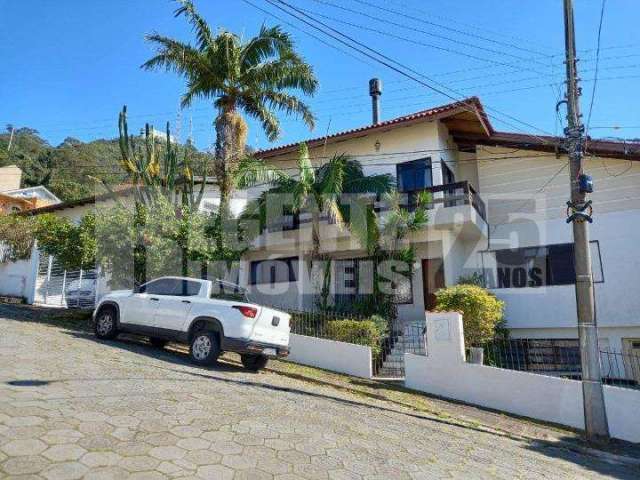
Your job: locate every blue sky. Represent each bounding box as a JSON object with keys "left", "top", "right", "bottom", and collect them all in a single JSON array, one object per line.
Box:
[{"left": 1, "top": 0, "right": 639, "bottom": 152}]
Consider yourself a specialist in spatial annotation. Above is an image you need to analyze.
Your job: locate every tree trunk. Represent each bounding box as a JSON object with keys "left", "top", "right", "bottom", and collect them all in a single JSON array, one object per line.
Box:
[{"left": 214, "top": 107, "right": 248, "bottom": 251}]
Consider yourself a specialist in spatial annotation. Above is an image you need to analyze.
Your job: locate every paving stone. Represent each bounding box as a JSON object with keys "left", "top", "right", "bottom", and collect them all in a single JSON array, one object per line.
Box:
[
  {"left": 80, "top": 451, "right": 123, "bottom": 468},
  {"left": 1, "top": 439, "right": 47, "bottom": 456},
  {"left": 1, "top": 455, "right": 49, "bottom": 475},
  {"left": 121, "top": 455, "right": 162, "bottom": 472},
  {"left": 0, "top": 308, "right": 637, "bottom": 480},
  {"left": 196, "top": 464, "right": 234, "bottom": 480},
  {"left": 42, "top": 444, "right": 87, "bottom": 461},
  {"left": 42, "top": 461, "right": 89, "bottom": 480},
  {"left": 149, "top": 445, "right": 187, "bottom": 461}
]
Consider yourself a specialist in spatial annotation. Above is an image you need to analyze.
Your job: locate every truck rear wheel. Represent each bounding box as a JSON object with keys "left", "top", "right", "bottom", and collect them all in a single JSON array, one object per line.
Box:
[
  {"left": 189, "top": 331, "right": 220, "bottom": 366},
  {"left": 241, "top": 354, "right": 269, "bottom": 372}
]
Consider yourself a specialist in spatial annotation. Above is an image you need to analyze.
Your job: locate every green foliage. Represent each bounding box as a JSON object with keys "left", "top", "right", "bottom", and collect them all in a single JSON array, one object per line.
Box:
[
  {"left": 435, "top": 284, "right": 505, "bottom": 347},
  {"left": 326, "top": 319, "right": 383, "bottom": 354},
  {"left": 93, "top": 197, "right": 214, "bottom": 288},
  {"left": 0, "top": 215, "right": 35, "bottom": 262},
  {"left": 33, "top": 214, "right": 96, "bottom": 270},
  {"left": 457, "top": 272, "right": 485, "bottom": 287},
  {"left": 0, "top": 125, "right": 211, "bottom": 203}
]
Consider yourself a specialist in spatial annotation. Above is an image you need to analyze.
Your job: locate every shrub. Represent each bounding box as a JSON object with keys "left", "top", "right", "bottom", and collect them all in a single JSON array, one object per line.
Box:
[
  {"left": 326, "top": 319, "right": 383, "bottom": 354},
  {"left": 435, "top": 284, "right": 505, "bottom": 347}
]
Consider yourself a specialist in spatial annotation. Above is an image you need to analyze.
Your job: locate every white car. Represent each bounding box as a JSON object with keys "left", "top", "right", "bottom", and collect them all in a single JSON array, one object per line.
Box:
[
  {"left": 65, "top": 278, "right": 96, "bottom": 309},
  {"left": 92, "top": 277, "right": 290, "bottom": 371}
]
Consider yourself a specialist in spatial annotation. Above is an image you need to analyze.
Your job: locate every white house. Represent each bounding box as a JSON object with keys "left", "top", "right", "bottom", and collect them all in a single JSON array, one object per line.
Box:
[{"left": 233, "top": 96, "right": 640, "bottom": 372}]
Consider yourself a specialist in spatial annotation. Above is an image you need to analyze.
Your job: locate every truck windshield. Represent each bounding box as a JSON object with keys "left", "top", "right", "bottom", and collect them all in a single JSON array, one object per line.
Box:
[{"left": 210, "top": 279, "right": 251, "bottom": 303}]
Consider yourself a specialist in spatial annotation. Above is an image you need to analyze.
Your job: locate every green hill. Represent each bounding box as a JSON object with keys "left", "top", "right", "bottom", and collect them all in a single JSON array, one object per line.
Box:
[{"left": 0, "top": 126, "right": 211, "bottom": 202}]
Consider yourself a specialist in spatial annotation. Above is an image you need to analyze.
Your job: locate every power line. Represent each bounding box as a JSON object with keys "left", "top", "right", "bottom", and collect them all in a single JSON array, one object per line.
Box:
[
  {"left": 307, "top": 0, "right": 550, "bottom": 65},
  {"left": 266, "top": 0, "right": 556, "bottom": 144},
  {"left": 385, "top": 0, "right": 554, "bottom": 51},
  {"left": 586, "top": 0, "right": 607, "bottom": 136}
]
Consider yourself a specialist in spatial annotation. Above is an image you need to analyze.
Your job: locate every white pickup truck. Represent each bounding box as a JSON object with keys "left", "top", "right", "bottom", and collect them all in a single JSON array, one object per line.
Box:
[{"left": 92, "top": 277, "right": 290, "bottom": 371}]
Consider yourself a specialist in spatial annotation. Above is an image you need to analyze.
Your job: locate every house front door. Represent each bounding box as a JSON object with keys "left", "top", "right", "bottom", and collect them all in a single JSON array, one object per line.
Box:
[{"left": 422, "top": 258, "right": 445, "bottom": 311}]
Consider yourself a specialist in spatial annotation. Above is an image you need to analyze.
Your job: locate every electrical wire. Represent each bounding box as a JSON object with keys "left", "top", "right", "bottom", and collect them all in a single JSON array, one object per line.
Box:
[
  {"left": 265, "top": 0, "right": 557, "bottom": 144},
  {"left": 586, "top": 0, "right": 607, "bottom": 136},
  {"left": 306, "top": 0, "right": 550, "bottom": 68}
]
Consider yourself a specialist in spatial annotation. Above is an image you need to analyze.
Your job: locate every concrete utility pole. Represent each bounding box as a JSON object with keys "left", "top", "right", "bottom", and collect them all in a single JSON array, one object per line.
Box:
[{"left": 562, "top": 0, "right": 610, "bottom": 443}]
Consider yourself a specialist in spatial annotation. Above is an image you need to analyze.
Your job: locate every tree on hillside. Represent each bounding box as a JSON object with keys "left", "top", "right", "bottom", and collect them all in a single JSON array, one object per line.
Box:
[{"left": 141, "top": 0, "right": 318, "bottom": 225}]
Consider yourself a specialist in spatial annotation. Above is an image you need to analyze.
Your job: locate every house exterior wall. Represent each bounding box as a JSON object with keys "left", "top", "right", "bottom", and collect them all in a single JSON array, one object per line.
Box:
[
  {"left": 467, "top": 146, "right": 640, "bottom": 352},
  {"left": 0, "top": 165, "right": 22, "bottom": 192}
]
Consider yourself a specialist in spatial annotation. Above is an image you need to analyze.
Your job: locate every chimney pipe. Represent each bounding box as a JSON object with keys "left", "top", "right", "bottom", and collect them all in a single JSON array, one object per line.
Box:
[{"left": 369, "top": 78, "right": 382, "bottom": 124}]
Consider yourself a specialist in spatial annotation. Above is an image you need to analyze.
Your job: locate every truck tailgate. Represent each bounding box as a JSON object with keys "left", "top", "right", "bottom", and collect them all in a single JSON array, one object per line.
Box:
[{"left": 250, "top": 307, "right": 290, "bottom": 347}]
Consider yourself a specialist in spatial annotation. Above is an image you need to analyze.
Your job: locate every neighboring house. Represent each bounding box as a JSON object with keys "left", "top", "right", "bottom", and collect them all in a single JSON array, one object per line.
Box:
[
  {"left": 9, "top": 182, "right": 225, "bottom": 306},
  {"left": 0, "top": 166, "right": 61, "bottom": 213},
  {"left": 0, "top": 165, "right": 22, "bottom": 192},
  {"left": 0, "top": 167, "right": 62, "bottom": 298}
]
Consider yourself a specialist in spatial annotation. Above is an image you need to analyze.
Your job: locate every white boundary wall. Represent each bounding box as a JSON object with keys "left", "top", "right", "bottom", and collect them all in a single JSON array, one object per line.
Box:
[
  {"left": 405, "top": 312, "right": 640, "bottom": 443},
  {"left": 288, "top": 333, "right": 372, "bottom": 379}
]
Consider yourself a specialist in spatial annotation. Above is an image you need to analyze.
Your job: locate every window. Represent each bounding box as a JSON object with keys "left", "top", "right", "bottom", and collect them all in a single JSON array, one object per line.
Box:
[
  {"left": 250, "top": 257, "right": 298, "bottom": 285},
  {"left": 334, "top": 258, "right": 413, "bottom": 305},
  {"left": 492, "top": 243, "right": 575, "bottom": 288},
  {"left": 139, "top": 278, "right": 202, "bottom": 296},
  {"left": 441, "top": 160, "right": 455, "bottom": 184},
  {"left": 397, "top": 158, "right": 432, "bottom": 193}
]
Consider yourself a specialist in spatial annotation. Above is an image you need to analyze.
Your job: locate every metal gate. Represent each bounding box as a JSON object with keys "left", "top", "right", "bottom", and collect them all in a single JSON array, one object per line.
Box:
[{"left": 34, "top": 254, "right": 97, "bottom": 309}]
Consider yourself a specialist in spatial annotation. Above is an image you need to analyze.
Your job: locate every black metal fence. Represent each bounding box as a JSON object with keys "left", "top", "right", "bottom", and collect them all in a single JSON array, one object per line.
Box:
[
  {"left": 262, "top": 301, "right": 427, "bottom": 378},
  {"left": 373, "top": 323, "right": 427, "bottom": 378},
  {"left": 477, "top": 338, "right": 640, "bottom": 389}
]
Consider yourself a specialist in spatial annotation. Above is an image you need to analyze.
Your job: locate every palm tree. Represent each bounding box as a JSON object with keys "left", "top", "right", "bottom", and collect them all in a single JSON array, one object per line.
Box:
[
  {"left": 141, "top": 0, "right": 318, "bottom": 219},
  {"left": 348, "top": 189, "right": 432, "bottom": 318},
  {"left": 240, "top": 144, "right": 395, "bottom": 309}
]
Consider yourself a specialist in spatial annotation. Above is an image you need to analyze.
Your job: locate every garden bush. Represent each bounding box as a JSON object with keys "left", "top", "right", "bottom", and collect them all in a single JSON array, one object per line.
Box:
[
  {"left": 326, "top": 319, "right": 383, "bottom": 354},
  {"left": 435, "top": 284, "right": 505, "bottom": 347}
]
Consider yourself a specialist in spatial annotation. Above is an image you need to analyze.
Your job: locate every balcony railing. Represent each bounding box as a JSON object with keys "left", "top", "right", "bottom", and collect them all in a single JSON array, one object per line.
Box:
[
  {"left": 263, "top": 181, "right": 486, "bottom": 233},
  {"left": 416, "top": 181, "right": 486, "bottom": 222}
]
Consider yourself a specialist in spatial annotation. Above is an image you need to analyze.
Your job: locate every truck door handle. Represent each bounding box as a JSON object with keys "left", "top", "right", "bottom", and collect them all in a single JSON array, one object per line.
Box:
[
  {"left": 181, "top": 300, "right": 191, "bottom": 304},
  {"left": 150, "top": 297, "right": 159, "bottom": 302}
]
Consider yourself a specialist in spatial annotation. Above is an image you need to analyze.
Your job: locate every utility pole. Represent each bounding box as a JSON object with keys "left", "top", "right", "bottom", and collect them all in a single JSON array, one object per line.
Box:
[
  {"left": 562, "top": 0, "right": 609, "bottom": 443},
  {"left": 7, "top": 126, "right": 14, "bottom": 152}
]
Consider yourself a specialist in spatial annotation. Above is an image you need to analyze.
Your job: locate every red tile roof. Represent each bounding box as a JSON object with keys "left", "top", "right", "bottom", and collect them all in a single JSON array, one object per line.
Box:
[{"left": 258, "top": 96, "right": 491, "bottom": 158}]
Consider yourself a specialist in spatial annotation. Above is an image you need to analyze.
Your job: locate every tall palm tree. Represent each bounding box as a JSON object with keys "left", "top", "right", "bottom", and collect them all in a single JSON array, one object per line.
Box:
[
  {"left": 240, "top": 144, "right": 395, "bottom": 308},
  {"left": 141, "top": 0, "right": 318, "bottom": 218}
]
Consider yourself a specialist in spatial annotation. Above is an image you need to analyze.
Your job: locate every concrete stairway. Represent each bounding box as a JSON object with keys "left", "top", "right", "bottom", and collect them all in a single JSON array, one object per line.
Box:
[{"left": 375, "top": 323, "right": 427, "bottom": 378}]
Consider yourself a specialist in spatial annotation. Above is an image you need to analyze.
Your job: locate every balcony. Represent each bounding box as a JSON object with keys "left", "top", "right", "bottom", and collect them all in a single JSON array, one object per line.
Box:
[
  {"left": 415, "top": 181, "right": 486, "bottom": 222},
  {"left": 254, "top": 180, "right": 487, "bottom": 251}
]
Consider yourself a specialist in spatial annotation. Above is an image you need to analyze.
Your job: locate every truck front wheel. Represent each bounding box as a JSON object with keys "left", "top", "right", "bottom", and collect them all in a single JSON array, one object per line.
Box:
[{"left": 241, "top": 354, "right": 269, "bottom": 372}]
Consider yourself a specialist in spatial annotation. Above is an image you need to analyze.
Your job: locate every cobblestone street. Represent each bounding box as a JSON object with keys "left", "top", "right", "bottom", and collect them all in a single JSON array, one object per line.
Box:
[{"left": 0, "top": 306, "right": 637, "bottom": 479}]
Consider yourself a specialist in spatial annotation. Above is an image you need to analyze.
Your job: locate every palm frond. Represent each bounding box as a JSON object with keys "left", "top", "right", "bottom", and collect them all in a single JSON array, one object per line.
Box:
[
  {"left": 245, "top": 58, "right": 318, "bottom": 96},
  {"left": 262, "top": 91, "right": 315, "bottom": 130},
  {"left": 173, "top": 0, "right": 213, "bottom": 51},
  {"left": 238, "top": 96, "right": 280, "bottom": 141},
  {"left": 316, "top": 153, "right": 346, "bottom": 199},
  {"left": 141, "top": 34, "right": 203, "bottom": 75},
  {"left": 233, "top": 155, "right": 286, "bottom": 189},
  {"left": 296, "top": 143, "right": 315, "bottom": 190},
  {"left": 240, "top": 25, "right": 295, "bottom": 70}
]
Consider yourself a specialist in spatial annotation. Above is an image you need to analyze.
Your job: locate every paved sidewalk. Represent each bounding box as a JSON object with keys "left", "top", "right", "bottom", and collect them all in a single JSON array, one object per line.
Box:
[{"left": 0, "top": 305, "right": 638, "bottom": 479}]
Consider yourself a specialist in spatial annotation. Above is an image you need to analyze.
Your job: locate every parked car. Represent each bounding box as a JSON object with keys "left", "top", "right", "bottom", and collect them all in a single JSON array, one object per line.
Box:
[
  {"left": 92, "top": 277, "right": 290, "bottom": 371},
  {"left": 65, "top": 278, "right": 96, "bottom": 309}
]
